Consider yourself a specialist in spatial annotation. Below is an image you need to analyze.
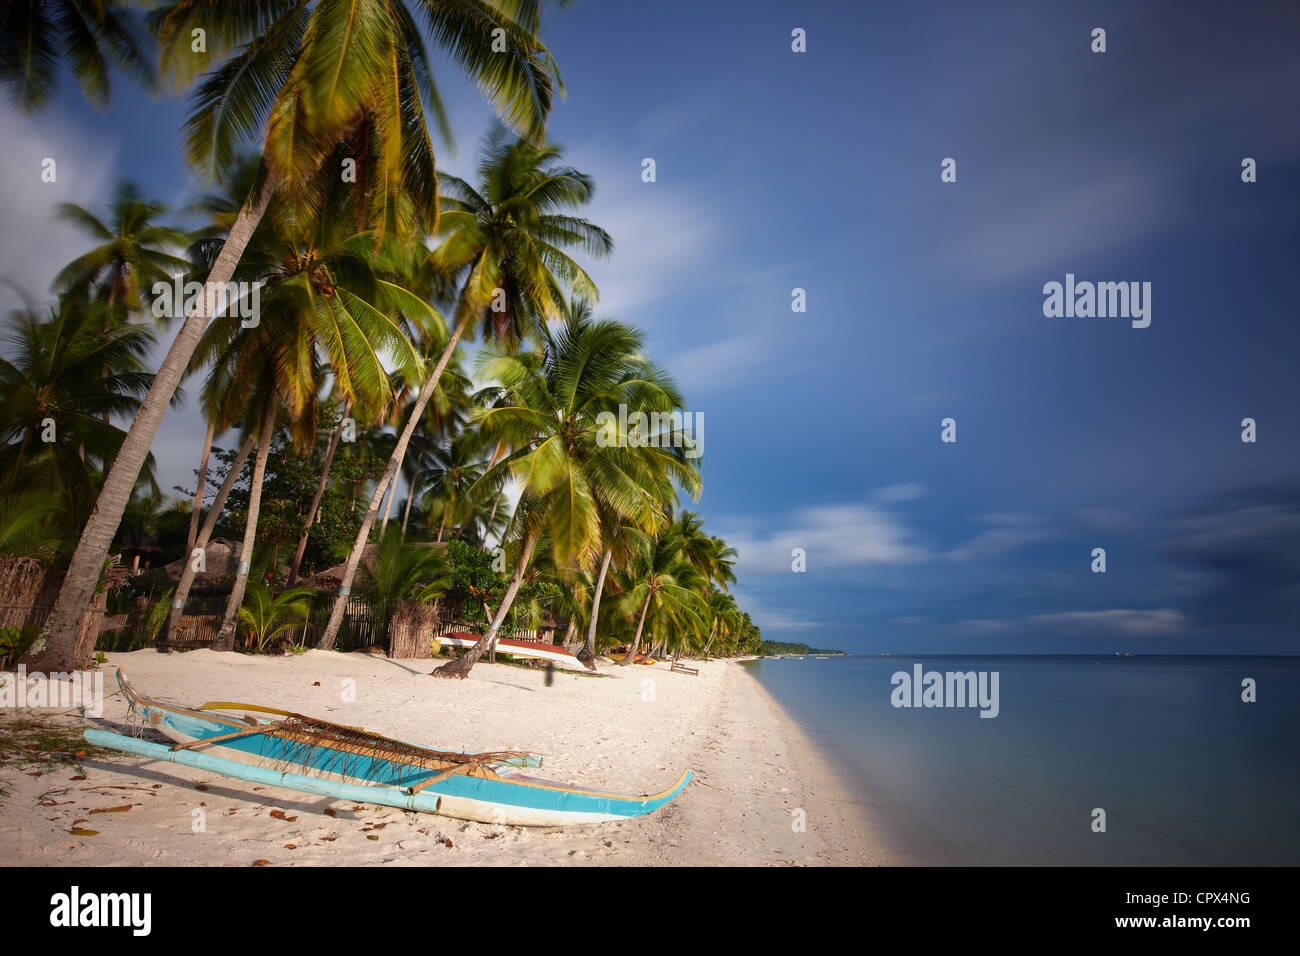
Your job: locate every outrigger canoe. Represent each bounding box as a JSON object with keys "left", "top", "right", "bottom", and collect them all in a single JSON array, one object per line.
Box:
[
  {"left": 84, "top": 670, "right": 690, "bottom": 827},
  {"left": 437, "top": 632, "right": 586, "bottom": 670}
]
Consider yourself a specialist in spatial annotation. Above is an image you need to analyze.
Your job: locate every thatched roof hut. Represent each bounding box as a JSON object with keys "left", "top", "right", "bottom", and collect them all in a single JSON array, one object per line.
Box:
[
  {"left": 304, "top": 544, "right": 379, "bottom": 591},
  {"left": 161, "top": 537, "right": 243, "bottom": 582}
]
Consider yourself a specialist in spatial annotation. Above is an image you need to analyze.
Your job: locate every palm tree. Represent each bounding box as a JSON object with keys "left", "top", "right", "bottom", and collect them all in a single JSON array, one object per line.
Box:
[
  {"left": 0, "top": 489, "right": 69, "bottom": 562},
  {"left": 0, "top": 292, "right": 161, "bottom": 530},
  {"left": 430, "top": 315, "right": 696, "bottom": 678},
  {"left": 0, "top": 0, "right": 154, "bottom": 111},
  {"left": 615, "top": 528, "right": 708, "bottom": 666},
  {"left": 286, "top": 396, "right": 351, "bottom": 584},
  {"left": 319, "top": 137, "right": 612, "bottom": 650},
  {"left": 31, "top": 0, "right": 560, "bottom": 672},
  {"left": 238, "top": 581, "right": 313, "bottom": 653},
  {"left": 162, "top": 431, "right": 257, "bottom": 648},
  {"left": 52, "top": 182, "right": 191, "bottom": 323},
  {"left": 192, "top": 203, "right": 421, "bottom": 652},
  {"left": 701, "top": 590, "right": 740, "bottom": 658},
  {"left": 359, "top": 527, "right": 450, "bottom": 644}
]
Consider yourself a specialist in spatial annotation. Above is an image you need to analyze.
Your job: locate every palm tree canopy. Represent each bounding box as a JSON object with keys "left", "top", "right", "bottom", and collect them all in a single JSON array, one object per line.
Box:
[
  {"left": 0, "top": 0, "right": 155, "bottom": 111},
  {"left": 52, "top": 181, "right": 192, "bottom": 321},
  {"left": 432, "top": 135, "right": 613, "bottom": 345},
  {"left": 148, "top": 0, "right": 561, "bottom": 239}
]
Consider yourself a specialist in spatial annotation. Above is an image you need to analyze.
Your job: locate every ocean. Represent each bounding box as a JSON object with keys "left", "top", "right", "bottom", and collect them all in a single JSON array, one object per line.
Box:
[{"left": 742, "top": 655, "right": 1300, "bottom": 865}]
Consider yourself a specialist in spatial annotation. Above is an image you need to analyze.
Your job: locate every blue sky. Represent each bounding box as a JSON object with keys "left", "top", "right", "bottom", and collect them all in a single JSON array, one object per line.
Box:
[{"left": 2, "top": 1, "right": 1297, "bottom": 653}]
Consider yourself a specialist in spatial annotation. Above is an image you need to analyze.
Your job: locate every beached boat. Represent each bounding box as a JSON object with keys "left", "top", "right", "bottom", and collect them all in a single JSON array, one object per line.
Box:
[
  {"left": 84, "top": 670, "right": 690, "bottom": 827},
  {"left": 606, "top": 648, "right": 657, "bottom": 665},
  {"left": 437, "top": 632, "right": 587, "bottom": 670}
]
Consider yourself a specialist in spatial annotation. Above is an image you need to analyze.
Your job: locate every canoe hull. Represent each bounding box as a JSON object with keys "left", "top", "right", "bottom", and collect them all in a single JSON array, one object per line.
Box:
[
  {"left": 438, "top": 632, "right": 586, "bottom": 669},
  {"left": 89, "top": 670, "right": 691, "bottom": 827}
]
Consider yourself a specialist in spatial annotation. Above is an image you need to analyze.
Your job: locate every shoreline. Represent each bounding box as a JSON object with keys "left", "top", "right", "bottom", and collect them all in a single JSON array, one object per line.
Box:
[{"left": 1, "top": 650, "right": 884, "bottom": 866}]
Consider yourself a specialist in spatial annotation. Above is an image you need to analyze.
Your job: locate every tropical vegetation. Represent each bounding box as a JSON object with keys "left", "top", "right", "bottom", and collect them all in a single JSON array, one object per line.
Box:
[{"left": 0, "top": 1, "right": 764, "bottom": 674}]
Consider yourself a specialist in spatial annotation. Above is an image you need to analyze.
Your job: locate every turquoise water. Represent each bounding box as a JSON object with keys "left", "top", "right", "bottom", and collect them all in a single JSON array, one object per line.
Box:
[{"left": 742, "top": 655, "right": 1300, "bottom": 865}]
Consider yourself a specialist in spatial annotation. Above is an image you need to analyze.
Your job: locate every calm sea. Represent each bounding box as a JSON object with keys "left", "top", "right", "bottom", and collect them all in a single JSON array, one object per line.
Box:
[{"left": 742, "top": 655, "right": 1300, "bottom": 865}]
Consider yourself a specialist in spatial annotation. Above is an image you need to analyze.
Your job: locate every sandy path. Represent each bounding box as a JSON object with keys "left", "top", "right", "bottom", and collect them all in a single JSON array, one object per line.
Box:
[{"left": 0, "top": 650, "right": 886, "bottom": 866}]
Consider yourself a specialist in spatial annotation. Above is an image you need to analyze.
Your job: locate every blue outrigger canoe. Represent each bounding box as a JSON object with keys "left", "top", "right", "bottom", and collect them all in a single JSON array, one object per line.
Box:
[{"left": 85, "top": 670, "right": 690, "bottom": 827}]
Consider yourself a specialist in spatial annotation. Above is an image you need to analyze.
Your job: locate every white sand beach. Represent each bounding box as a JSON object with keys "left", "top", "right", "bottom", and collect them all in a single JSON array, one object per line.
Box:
[{"left": 1, "top": 651, "right": 888, "bottom": 866}]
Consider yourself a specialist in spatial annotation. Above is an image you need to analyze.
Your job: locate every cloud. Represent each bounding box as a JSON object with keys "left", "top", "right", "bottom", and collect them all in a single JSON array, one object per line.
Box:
[
  {"left": 947, "top": 167, "right": 1180, "bottom": 285},
  {"left": 873, "top": 483, "right": 926, "bottom": 504},
  {"left": 1163, "top": 486, "right": 1300, "bottom": 628},
  {"left": 0, "top": 101, "right": 118, "bottom": 312},
  {"left": 722, "top": 498, "right": 1052, "bottom": 576},
  {"left": 1028, "top": 609, "right": 1192, "bottom": 636},
  {"left": 726, "top": 585, "right": 822, "bottom": 634},
  {"left": 566, "top": 152, "right": 720, "bottom": 315},
  {"left": 945, "top": 513, "right": 1050, "bottom": 563},
  {"left": 663, "top": 332, "right": 773, "bottom": 393},
  {"left": 721, "top": 502, "right": 930, "bottom": 575}
]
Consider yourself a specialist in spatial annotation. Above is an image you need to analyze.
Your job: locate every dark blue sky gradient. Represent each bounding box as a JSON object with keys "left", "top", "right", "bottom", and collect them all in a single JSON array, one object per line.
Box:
[{"left": 3, "top": 1, "right": 1297, "bottom": 652}]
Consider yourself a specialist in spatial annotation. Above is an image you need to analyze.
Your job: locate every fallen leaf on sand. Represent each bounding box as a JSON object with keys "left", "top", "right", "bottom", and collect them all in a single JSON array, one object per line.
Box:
[
  {"left": 89, "top": 805, "right": 131, "bottom": 814},
  {"left": 252, "top": 860, "right": 271, "bottom": 867},
  {"left": 70, "top": 828, "right": 99, "bottom": 836}
]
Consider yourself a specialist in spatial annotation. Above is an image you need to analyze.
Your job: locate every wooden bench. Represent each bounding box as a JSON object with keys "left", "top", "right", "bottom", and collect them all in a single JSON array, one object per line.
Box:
[{"left": 670, "top": 660, "right": 699, "bottom": 676}]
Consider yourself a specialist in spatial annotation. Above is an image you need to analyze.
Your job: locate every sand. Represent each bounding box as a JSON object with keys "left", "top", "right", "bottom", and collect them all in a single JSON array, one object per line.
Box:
[{"left": 0, "top": 650, "right": 889, "bottom": 866}]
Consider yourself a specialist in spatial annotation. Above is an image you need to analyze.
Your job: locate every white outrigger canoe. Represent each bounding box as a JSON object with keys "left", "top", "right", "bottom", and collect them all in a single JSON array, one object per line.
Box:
[
  {"left": 438, "top": 632, "right": 588, "bottom": 670},
  {"left": 84, "top": 670, "right": 690, "bottom": 827}
]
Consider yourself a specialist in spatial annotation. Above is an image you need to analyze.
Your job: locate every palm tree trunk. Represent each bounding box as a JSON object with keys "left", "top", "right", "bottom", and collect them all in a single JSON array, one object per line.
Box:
[
  {"left": 379, "top": 467, "right": 398, "bottom": 533},
  {"left": 162, "top": 432, "right": 258, "bottom": 649},
  {"left": 432, "top": 529, "right": 539, "bottom": 679},
  {"left": 316, "top": 312, "right": 472, "bottom": 650},
  {"left": 22, "top": 175, "right": 277, "bottom": 672},
  {"left": 186, "top": 421, "right": 216, "bottom": 557},
  {"left": 617, "top": 590, "right": 654, "bottom": 666},
  {"left": 576, "top": 548, "right": 611, "bottom": 670},
  {"left": 400, "top": 476, "right": 418, "bottom": 534},
  {"left": 287, "top": 400, "right": 350, "bottom": 585},
  {"left": 701, "top": 621, "right": 718, "bottom": 658},
  {"left": 214, "top": 400, "right": 277, "bottom": 652}
]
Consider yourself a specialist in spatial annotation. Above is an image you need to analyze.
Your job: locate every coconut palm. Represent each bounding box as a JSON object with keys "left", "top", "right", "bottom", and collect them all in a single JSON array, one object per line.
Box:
[
  {"left": 358, "top": 526, "right": 450, "bottom": 644},
  {"left": 52, "top": 182, "right": 192, "bottom": 323},
  {"left": 430, "top": 315, "right": 696, "bottom": 678},
  {"left": 192, "top": 208, "right": 421, "bottom": 652},
  {"left": 286, "top": 396, "right": 351, "bottom": 584},
  {"left": 162, "top": 431, "right": 257, "bottom": 648},
  {"left": 0, "top": 0, "right": 154, "bottom": 111},
  {"left": 614, "top": 528, "right": 708, "bottom": 666},
  {"left": 0, "top": 292, "right": 161, "bottom": 530},
  {"left": 32, "top": 0, "right": 560, "bottom": 671},
  {"left": 0, "top": 489, "right": 69, "bottom": 562},
  {"left": 319, "top": 137, "right": 613, "bottom": 650},
  {"left": 701, "top": 590, "right": 740, "bottom": 658}
]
